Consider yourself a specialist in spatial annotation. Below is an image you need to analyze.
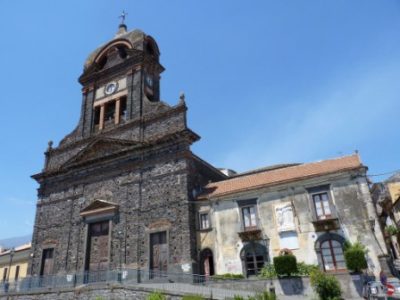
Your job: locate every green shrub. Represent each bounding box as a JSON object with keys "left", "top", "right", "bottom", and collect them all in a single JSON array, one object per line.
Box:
[
  {"left": 146, "top": 291, "right": 166, "bottom": 300},
  {"left": 273, "top": 254, "right": 297, "bottom": 276},
  {"left": 259, "top": 264, "right": 277, "bottom": 279},
  {"left": 385, "top": 225, "right": 398, "bottom": 235},
  {"left": 233, "top": 295, "right": 245, "bottom": 300},
  {"left": 182, "top": 295, "right": 205, "bottom": 300},
  {"left": 248, "top": 291, "right": 277, "bottom": 300},
  {"left": 310, "top": 269, "right": 341, "bottom": 300},
  {"left": 212, "top": 273, "right": 244, "bottom": 280},
  {"left": 295, "top": 262, "right": 319, "bottom": 276},
  {"left": 260, "top": 262, "right": 317, "bottom": 279},
  {"left": 344, "top": 242, "right": 367, "bottom": 273}
]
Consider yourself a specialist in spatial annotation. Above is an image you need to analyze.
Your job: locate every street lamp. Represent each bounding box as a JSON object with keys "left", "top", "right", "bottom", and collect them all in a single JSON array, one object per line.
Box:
[
  {"left": 117, "top": 231, "right": 123, "bottom": 282},
  {"left": 5, "top": 248, "right": 15, "bottom": 293},
  {"left": 369, "top": 217, "right": 376, "bottom": 232}
]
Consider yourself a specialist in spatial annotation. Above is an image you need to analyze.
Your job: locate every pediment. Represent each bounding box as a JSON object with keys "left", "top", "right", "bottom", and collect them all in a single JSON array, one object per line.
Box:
[
  {"left": 80, "top": 200, "right": 119, "bottom": 217},
  {"left": 61, "top": 138, "right": 143, "bottom": 169}
]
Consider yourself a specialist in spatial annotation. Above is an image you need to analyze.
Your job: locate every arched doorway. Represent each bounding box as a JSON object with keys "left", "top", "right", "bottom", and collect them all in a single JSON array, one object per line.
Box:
[
  {"left": 200, "top": 249, "right": 215, "bottom": 277},
  {"left": 315, "top": 233, "right": 346, "bottom": 272},
  {"left": 240, "top": 242, "right": 268, "bottom": 277}
]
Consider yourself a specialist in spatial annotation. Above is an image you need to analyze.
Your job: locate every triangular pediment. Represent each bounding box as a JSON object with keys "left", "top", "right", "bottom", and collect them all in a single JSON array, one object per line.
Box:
[
  {"left": 61, "top": 138, "right": 143, "bottom": 169},
  {"left": 80, "top": 200, "right": 119, "bottom": 217}
]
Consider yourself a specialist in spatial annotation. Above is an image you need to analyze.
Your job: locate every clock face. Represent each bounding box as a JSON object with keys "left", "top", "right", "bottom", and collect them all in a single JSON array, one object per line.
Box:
[{"left": 104, "top": 82, "right": 118, "bottom": 95}]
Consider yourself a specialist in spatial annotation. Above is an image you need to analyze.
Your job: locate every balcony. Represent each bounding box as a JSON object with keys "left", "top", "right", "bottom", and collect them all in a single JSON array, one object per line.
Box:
[
  {"left": 238, "top": 227, "right": 263, "bottom": 242},
  {"left": 312, "top": 216, "right": 340, "bottom": 232}
]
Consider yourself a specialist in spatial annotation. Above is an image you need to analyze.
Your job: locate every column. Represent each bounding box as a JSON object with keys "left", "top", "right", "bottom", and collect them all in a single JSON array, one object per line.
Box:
[
  {"left": 99, "top": 105, "right": 105, "bottom": 130},
  {"left": 115, "top": 98, "right": 121, "bottom": 125}
]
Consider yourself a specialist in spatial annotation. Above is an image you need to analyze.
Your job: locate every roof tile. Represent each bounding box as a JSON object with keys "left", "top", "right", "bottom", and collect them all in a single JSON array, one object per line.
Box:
[{"left": 198, "top": 155, "right": 362, "bottom": 199}]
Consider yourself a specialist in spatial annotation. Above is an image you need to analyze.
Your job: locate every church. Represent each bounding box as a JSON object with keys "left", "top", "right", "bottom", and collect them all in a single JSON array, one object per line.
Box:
[
  {"left": 29, "top": 21, "right": 387, "bottom": 282},
  {"left": 30, "top": 22, "right": 225, "bottom": 278}
]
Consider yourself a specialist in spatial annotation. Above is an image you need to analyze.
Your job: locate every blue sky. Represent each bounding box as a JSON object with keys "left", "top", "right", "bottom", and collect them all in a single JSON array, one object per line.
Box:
[{"left": 0, "top": 1, "right": 399, "bottom": 239}]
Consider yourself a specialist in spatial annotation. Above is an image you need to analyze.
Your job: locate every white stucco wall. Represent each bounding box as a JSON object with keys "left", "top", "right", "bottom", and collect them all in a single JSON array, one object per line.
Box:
[{"left": 197, "top": 170, "right": 386, "bottom": 276}]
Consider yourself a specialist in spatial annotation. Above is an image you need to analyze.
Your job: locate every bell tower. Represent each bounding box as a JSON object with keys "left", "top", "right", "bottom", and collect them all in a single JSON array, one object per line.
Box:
[{"left": 77, "top": 22, "right": 164, "bottom": 137}]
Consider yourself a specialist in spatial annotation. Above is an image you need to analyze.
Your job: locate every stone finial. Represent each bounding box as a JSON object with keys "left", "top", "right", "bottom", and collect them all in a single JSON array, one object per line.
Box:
[
  {"left": 179, "top": 92, "right": 186, "bottom": 105},
  {"left": 47, "top": 140, "right": 53, "bottom": 151}
]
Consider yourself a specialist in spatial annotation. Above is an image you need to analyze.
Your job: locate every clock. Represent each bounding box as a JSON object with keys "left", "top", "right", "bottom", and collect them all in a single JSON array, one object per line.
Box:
[{"left": 104, "top": 82, "right": 118, "bottom": 95}]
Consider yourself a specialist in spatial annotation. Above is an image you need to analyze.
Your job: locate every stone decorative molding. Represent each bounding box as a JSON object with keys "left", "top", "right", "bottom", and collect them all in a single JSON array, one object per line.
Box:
[
  {"left": 147, "top": 219, "right": 172, "bottom": 230},
  {"left": 80, "top": 199, "right": 119, "bottom": 218},
  {"left": 42, "top": 239, "right": 59, "bottom": 247},
  {"left": 275, "top": 203, "right": 296, "bottom": 233}
]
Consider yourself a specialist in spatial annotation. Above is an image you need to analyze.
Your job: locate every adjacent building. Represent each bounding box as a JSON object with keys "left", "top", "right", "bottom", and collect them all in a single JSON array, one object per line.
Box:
[
  {"left": 196, "top": 155, "right": 387, "bottom": 277},
  {"left": 371, "top": 173, "right": 400, "bottom": 262},
  {"left": 0, "top": 244, "right": 31, "bottom": 284}
]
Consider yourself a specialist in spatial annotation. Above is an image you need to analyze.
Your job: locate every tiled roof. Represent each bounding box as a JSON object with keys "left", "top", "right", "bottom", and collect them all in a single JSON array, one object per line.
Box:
[{"left": 198, "top": 155, "right": 362, "bottom": 199}]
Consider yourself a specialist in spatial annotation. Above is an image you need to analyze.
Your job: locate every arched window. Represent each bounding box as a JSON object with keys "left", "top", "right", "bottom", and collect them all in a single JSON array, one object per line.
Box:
[
  {"left": 315, "top": 233, "right": 346, "bottom": 272},
  {"left": 240, "top": 243, "right": 268, "bottom": 277}
]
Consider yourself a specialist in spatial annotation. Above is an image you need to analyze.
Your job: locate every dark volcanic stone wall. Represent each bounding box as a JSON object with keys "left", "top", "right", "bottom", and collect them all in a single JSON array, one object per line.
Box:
[{"left": 31, "top": 144, "right": 203, "bottom": 275}]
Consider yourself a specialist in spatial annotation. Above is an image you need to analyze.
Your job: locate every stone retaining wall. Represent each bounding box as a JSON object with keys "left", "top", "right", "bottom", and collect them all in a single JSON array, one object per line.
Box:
[
  {"left": 0, "top": 273, "right": 367, "bottom": 300},
  {"left": 206, "top": 273, "right": 366, "bottom": 299},
  {"left": 0, "top": 285, "right": 184, "bottom": 300}
]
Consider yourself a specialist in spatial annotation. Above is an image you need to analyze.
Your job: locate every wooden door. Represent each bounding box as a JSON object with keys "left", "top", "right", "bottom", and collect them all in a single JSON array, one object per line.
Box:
[
  {"left": 150, "top": 231, "right": 168, "bottom": 275},
  {"left": 40, "top": 248, "right": 54, "bottom": 276},
  {"left": 204, "top": 256, "right": 210, "bottom": 276},
  {"left": 87, "top": 221, "right": 110, "bottom": 272}
]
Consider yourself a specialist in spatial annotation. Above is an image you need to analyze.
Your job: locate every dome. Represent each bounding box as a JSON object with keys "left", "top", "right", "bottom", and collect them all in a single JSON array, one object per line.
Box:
[{"left": 83, "top": 26, "right": 160, "bottom": 72}]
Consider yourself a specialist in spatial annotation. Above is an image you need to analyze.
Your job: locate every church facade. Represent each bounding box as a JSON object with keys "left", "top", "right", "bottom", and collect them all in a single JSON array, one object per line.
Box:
[
  {"left": 29, "top": 24, "right": 388, "bottom": 281},
  {"left": 30, "top": 24, "right": 225, "bottom": 277}
]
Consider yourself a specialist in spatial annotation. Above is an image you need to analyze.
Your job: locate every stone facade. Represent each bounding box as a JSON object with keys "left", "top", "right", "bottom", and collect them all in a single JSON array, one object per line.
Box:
[
  {"left": 29, "top": 25, "right": 225, "bottom": 278},
  {"left": 195, "top": 156, "right": 387, "bottom": 277}
]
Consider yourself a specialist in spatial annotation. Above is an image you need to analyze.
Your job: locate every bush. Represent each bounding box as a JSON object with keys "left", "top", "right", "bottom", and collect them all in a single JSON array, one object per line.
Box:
[
  {"left": 252, "top": 291, "right": 277, "bottom": 300},
  {"left": 295, "top": 262, "right": 319, "bottom": 276},
  {"left": 273, "top": 254, "right": 297, "bottom": 276},
  {"left": 260, "top": 262, "right": 317, "bottom": 279},
  {"left": 310, "top": 269, "right": 341, "bottom": 300},
  {"left": 233, "top": 295, "right": 245, "bottom": 300},
  {"left": 344, "top": 242, "right": 368, "bottom": 273},
  {"left": 146, "top": 291, "right": 166, "bottom": 300},
  {"left": 182, "top": 295, "right": 205, "bottom": 300},
  {"left": 385, "top": 225, "right": 398, "bottom": 236},
  {"left": 212, "top": 273, "right": 244, "bottom": 280},
  {"left": 259, "top": 264, "right": 277, "bottom": 279}
]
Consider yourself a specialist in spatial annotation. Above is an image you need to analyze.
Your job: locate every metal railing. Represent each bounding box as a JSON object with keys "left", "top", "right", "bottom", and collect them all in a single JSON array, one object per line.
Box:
[{"left": 0, "top": 268, "right": 240, "bottom": 296}]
